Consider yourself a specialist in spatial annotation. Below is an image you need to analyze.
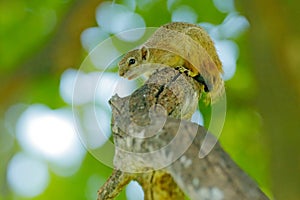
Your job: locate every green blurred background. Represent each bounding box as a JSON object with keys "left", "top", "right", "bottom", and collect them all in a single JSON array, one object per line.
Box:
[{"left": 1, "top": 0, "right": 299, "bottom": 199}]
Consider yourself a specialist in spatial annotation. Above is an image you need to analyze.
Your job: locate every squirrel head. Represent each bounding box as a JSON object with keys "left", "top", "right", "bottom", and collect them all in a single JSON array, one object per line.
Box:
[{"left": 118, "top": 46, "right": 150, "bottom": 79}]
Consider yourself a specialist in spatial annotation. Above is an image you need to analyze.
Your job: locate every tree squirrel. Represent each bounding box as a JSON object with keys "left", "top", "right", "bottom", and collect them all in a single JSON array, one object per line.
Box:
[{"left": 118, "top": 22, "right": 224, "bottom": 103}]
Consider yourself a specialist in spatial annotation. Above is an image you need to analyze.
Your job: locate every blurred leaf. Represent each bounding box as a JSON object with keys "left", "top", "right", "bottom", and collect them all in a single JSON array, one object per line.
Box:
[{"left": 0, "top": 0, "right": 72, "bottom": 72}]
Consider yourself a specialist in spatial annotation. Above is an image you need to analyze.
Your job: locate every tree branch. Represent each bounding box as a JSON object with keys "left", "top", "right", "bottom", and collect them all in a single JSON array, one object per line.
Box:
[{"left": 98, "top": 67, "right": 268, "bottom": 200}]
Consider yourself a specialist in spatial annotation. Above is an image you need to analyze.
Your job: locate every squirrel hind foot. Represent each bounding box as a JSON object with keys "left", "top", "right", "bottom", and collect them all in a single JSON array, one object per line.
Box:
[{"left": 174, "top": 66, "right": 209, "bottom": 92}]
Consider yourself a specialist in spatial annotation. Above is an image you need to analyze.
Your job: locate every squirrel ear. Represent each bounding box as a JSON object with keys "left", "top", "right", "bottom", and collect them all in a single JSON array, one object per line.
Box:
[{"left": 141, "top": 46, "right": 149, "bottom": 61}]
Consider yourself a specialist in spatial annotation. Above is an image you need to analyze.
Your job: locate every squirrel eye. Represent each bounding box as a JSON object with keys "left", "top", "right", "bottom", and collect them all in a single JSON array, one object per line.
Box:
[{"left": 128, "top": 58, "right": 136, "bottom": 65}]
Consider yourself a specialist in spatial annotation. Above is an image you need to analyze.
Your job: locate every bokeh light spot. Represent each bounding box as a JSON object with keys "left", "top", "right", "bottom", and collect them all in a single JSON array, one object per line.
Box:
[
  {"left": 121, "top": 0, "right": 136, "bottom": 11},
  {"left": 81, "top": 27, "right": 110, "bottom": 52},
  {"left": 89, "top": 38, "right": 121, "bottom": 69},
  {"left": 167, "top": 0, "right": 181, "bottom": 11},
  {"left": 7, "top": 153, "right": 49, "bottom": 198},
  {"left": 213, "top": 0, "right": 235, "bottom": 13},
  {"left": 17, "top": 105, "right": 75, "bottom": 158},
  {"left": 172, "top": 5, "right": 198, "bottom": 23},
  {"left": 96, "top": 2, "right": 145, "bottom": 41},
  {"left": 16, "top": 104, "right": 86, "bottom": 176},
  {"left": 126, "top": 181, "right": 144, "bottom": 200},
  {"left": 191, "top": 110, "right": 204, "bottom": 126},
  {"left": 60, "top": 69, "right": 99, "bottom": 105},
  {"left": 80, "top": 104, "right": 111, "bottom": 149},
  {"left": 215, "top": 40, "right": 239, "bottom": 80},
  {"left": 85, "top": 174, "right": 106, "bottom": 200},
  {"left": 220, "top": 13, "right": 250, "bottom": 39},
  {"left": 95, "top": 72, "right": 137, "bottom": 107}
]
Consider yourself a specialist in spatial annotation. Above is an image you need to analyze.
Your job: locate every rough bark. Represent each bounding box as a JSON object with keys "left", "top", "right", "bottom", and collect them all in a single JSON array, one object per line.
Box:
[{"left": 98, "top": 67, "right": 268, "bottom": 200}]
